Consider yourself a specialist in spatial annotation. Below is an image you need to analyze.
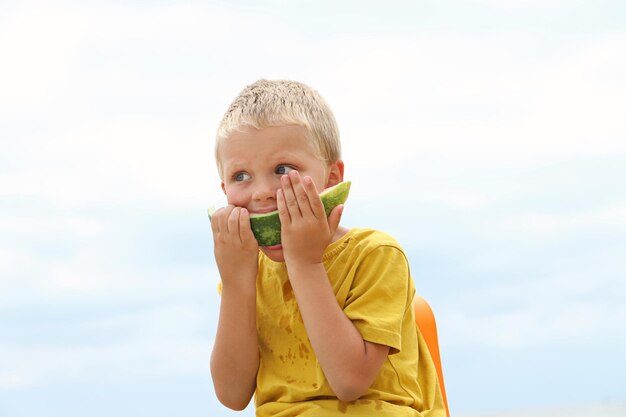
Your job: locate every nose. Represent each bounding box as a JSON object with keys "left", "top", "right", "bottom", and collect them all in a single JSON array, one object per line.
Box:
[{"left": 252, "top": 176, "right": 279, "bottom": 202}]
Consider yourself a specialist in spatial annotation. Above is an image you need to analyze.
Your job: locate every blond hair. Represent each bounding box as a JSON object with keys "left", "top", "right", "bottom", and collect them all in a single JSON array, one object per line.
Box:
[{"left": 215, "top": 79, "right": 341, "bottom": 178}]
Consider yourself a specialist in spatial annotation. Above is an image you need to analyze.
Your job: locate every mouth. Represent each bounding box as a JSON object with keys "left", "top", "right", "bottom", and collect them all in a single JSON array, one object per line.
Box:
[
  {"left": 262, "top": 244, "right": 282, "bottom": 250},
  {"left": 251, "top": 207, "right": 277, "bottom": 215}
]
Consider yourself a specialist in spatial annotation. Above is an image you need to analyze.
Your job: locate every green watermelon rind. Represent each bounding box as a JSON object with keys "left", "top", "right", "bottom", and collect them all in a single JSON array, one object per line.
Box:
[{"left": 208, "top": 181, "right": 351, "bottom": 247}]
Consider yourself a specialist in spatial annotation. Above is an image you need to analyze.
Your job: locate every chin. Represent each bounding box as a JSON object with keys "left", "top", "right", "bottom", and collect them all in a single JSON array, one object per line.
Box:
[{"left": 260, "top": 245, "right": 285, "bottom": 263}]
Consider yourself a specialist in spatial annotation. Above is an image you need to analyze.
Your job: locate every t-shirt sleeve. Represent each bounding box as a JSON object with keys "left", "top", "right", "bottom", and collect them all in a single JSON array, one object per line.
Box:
[{"left": 343, "top": 244, "right": 412, "bottom": 354}]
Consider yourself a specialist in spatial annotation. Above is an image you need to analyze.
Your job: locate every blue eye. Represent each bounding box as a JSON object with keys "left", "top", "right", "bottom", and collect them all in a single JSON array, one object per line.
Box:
[
  {"left": 234, "top": 172, "right": 251, "bottom": 182},
  {"left": 276, "top": 165, "right": 295, "bottom": 175}
]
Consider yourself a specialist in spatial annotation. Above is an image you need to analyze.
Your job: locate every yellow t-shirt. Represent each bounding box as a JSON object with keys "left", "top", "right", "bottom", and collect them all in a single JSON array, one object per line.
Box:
[{"left": 254, "top": 228, "right": 445, "bottom": 417}]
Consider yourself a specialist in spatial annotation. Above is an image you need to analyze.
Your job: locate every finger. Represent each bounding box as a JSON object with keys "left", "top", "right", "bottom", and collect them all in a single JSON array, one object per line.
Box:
[
  {"left": 303, "top": 176, "right": 324, "bottom": 218},
  {"left": 211, "top": 206, "right": 231, "bottom": 235},
  {"left": 327, "top": 204, "right": 344, "bottom": 236},
  {"left": 210, "top": 208, "right": 220, "bottom": 234},
  {"left": 238, "top": 208, "right": 256, "bottom": 244},
  {"left": 227, "top": 206, "right": 241, "bottom": 235},
  {"left": 290, "top": 171, "right": 315, "bottom": 216},
  {"left": 277, "top": 188, "right": 291, "bottom": 225},
  {"left": 281, "top": 173, "right": 302, "bottom": 218}
]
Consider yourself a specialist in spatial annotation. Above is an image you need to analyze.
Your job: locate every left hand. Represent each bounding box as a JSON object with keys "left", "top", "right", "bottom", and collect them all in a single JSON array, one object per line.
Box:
[{"left": 277, "top": 170, "right": 343, "bottom": 268}]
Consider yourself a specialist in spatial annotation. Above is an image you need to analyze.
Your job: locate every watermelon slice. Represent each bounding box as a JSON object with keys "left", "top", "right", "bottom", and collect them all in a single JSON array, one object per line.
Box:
[{"left": 208, "top": 181, "right": 351, "bottom": 246}]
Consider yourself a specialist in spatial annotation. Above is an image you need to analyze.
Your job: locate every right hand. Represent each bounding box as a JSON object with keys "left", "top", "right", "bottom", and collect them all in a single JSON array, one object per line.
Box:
[{"left": 211, "top": 205, "right": 259, "bottom": 287}]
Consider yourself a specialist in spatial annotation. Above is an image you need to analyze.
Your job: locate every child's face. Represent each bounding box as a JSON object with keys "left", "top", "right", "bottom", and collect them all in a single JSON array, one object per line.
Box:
[{"left": 218, "top": 124, "right": 343, "bottom": 262}]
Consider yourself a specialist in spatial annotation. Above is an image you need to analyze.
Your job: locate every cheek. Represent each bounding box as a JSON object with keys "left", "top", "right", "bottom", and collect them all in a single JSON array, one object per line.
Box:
[
  {"left": 223, "top": 187, "right": 248, "bottom": 206},
  {"left": 311, "top": 174, "right": 330, "bottom": 191}
]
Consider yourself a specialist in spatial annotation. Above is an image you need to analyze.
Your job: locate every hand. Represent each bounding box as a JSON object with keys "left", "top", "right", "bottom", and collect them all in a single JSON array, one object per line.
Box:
[
  {"left": 210, "top": 208, "right": 259, "bottom": 410},
  {"left": 211, "top": 205, "right": 259, "bottom": 288},
  {"left": 277, "top": 170, "right": 343, "bottom": 268}
]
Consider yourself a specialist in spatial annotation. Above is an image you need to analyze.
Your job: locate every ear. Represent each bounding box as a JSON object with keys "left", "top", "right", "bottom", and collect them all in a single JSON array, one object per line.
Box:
[{"left": 325, "top": 160, "right": 345, "bottom": 188}]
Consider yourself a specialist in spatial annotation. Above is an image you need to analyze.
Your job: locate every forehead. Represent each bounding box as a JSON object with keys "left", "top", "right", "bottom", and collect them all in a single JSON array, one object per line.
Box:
[{"left": 219, "top": 125, "right": 319, "bottom": 163}]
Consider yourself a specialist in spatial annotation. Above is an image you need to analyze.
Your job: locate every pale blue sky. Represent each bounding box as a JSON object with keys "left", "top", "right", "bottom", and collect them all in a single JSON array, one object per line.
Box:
[{"left": 1, "top": 1, "right": 625, "bottom": 416}]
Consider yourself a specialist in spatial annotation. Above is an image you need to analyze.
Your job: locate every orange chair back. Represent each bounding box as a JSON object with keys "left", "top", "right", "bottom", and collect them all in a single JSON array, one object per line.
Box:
[{"left": 414, "top": 295, "right": 449, "bottom": 417}]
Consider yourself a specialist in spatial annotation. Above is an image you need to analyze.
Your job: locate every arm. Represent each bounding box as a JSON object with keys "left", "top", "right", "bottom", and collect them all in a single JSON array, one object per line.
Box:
[
  {"left": 209, "top": 206, "right": 259, "bottom": 410},
  {"left": 278, "top": 172, "right": 390, "bottom": 402},
  {"left": 288, "top": 262, "right": 390, "bottom": 401}
]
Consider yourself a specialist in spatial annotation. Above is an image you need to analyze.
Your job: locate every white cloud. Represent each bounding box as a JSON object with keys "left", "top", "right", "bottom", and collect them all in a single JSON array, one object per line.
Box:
[
  {"left": 459, "top": 402, "right": 626, "bottom": 417},
  {"left": 489, "top": 202, "right": 626, "bottom": 243},
  {"left": 2, "top": 4, "right": 625, "bottom": 212},
  {"left": 0, "top": 211, "right": 105, "bottom": 237},
  {"left": 0, "top": 6, "right": 83, "bottom": 111},
  {"left": 443, "top": 287, "right": 626, "bottom": 349},
  {"left": 0, "top": 208, "right": 214, "bottom": 307},
  {"left": 0, "top": 247, "right": 212, "bottom": 305},
  {"left": 439, "top": 235, "right": 626, "bottom": 350},
  {"left": 306, "top": 33, "right": 626, "bottom": 215},
  {"left": 0, "top": 339, "right": 212, "bottom": 389},
  {"left": 0, "top": 303, "right": 213, "bottom": 389},
  {"left": 472, "top": 0, "right": 573, "bottom": 11}
]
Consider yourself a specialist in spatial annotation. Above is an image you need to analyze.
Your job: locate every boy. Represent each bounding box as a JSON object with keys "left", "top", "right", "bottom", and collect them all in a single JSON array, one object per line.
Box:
[{"left": 210, "top": 79, "right": 445, "bottom": 416}]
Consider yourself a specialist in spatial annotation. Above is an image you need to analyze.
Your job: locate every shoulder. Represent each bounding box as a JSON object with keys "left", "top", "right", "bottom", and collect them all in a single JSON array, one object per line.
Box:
[
  {"left": 341, "top": 228, "right": 409, "bottom": 266},
  {"left": 324, "top": 228, "right": 408, "bottom": 267},
  {"left": 347, "top": 228, "right": 404, "bottom": 251}
]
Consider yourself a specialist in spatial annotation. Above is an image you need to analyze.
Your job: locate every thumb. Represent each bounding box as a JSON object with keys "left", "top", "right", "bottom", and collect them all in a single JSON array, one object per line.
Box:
[{"left": 327, "top": 204, "right": 344, "bottom": 236}]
